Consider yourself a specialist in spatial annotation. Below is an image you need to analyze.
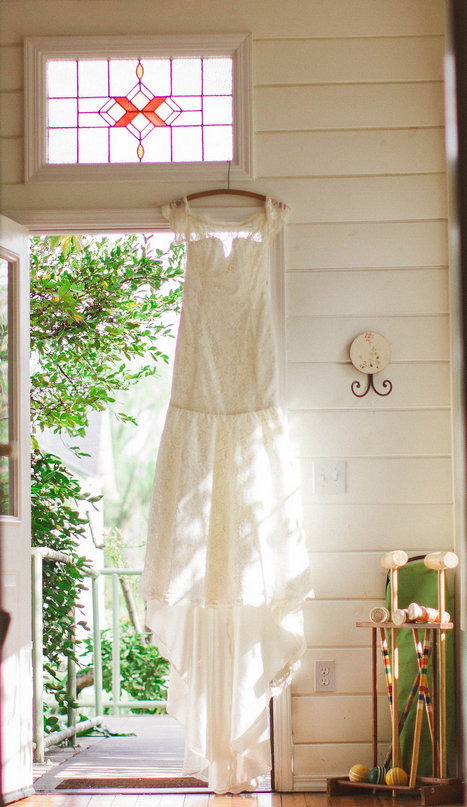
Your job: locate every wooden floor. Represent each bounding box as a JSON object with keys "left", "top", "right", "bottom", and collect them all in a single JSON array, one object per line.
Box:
[{"left": 12, "top": 793, "right": 466, "bottom": 807}]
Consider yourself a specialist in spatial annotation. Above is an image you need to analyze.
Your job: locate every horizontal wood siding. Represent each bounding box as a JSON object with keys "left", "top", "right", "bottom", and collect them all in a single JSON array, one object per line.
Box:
[{"left": 0, "top": 0, "right": 452, "bottom": 788}]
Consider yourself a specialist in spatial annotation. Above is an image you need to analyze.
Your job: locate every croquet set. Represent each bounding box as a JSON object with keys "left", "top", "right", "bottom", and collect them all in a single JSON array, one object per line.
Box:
[{"left": 327, "top": 550, "right": 463, "bottom": 804}]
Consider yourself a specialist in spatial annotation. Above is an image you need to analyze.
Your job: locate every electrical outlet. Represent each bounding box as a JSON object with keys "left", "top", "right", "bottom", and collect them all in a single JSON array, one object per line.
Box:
[{"left": 315, "top": 660, "right": 336, "bottom": 692}]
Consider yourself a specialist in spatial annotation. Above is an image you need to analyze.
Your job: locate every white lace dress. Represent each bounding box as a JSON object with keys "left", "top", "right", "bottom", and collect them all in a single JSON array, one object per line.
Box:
[{"left": 139, "top": 197, "right": 312, "bottom": 793}]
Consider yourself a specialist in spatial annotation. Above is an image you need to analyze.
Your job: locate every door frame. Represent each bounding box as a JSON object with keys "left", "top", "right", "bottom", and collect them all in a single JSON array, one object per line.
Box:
[
  {"left": 0, "top": 215, "right": 33, "bottom": 803},
  {"left": 9, "top": 206, "right": 295, "bottom": 792}
]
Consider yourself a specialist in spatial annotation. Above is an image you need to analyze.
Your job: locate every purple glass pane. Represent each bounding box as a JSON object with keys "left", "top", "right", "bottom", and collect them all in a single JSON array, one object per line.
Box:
[
  {"left": 109, "top": 59, "right": 139, "bottom": 95},
  {"left": 202, "top": 58, "right": 232, "bottom": 95},
  {"left": 203, "top": 125, "right": 233, "bottom": 161},
  {"left": 172, "top": 110, "right": 202, "bottom": 127},
  {"left": 171, "top": 59, "right": 202, "bottom": 95},
  {"left": 140, "top": 59, "right": 171, "bottom": 95},
  {"left": 48, "top": 99, "right": 77, "bottom": 128},
  {"left": 78, "top": 97, "right": 109, "bottom": 112},
  {"left": 175, "top": 96, "right": 202, "bottom": 111},
  {"left": 141, "top": 127, "right": 172, "bottom": 162},
  {"left": 78, "top": 112, "right": 109, "bottom": 128},
  {"left": 203, "top": 96, "right": 232, "bottom": 125},
  {"left": 48, "top": 129, "right": 77, "bottom": 163},
  {"left": 78, "top": 60, "right": 109, "bottom": 97},
  {"left": 109, "top": 127, "right": 140, "bottom": 163},
  {"left": 47, "top": 60, "right": 77, "bottom": 98},
  {"left": 172, "top": 126, "right": 203, "bottom": 162},
  {"left": 78, "top": 128, "right": 109, "bottom": 163}
]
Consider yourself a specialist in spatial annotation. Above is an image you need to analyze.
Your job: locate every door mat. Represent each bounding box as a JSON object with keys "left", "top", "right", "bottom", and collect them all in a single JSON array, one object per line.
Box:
[{"left": 56, "top": 777, "right": 207, "bottom": 789}]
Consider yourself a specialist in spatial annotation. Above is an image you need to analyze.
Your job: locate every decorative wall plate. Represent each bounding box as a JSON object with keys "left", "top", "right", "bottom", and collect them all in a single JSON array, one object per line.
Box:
[{"left": 349, "top": 332, "right": 391, "bottom": 375}]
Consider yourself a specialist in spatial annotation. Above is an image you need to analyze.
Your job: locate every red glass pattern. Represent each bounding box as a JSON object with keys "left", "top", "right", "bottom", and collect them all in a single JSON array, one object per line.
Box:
[{"left": 99, "top": 62, "right": 182, "bottom": 160}]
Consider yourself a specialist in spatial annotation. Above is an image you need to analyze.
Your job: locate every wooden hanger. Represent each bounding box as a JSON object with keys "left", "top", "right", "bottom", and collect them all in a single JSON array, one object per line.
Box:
[
  {"left": 183, "top": 161, "right": 286, "bottom": 207},
  {"left": 185, "top": 188, "right": 267, "bottom": 203}
]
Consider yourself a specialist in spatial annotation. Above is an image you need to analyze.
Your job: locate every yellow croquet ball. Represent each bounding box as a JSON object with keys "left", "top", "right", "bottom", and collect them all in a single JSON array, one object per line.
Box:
[
  {"left": 385, "top": 767, "right": 408, "bottom": 786},
  {"left": 349, "top": 764, "right": 370, "bottom": 782}
]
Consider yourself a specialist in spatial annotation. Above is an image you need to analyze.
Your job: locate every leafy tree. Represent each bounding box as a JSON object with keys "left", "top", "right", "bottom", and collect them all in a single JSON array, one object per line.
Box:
[
  {"left": 30, "top": 233, "right": 184, "bottom": 726},
  {"left": 80, "top": 623, "right": 169, "bottom": 714}
]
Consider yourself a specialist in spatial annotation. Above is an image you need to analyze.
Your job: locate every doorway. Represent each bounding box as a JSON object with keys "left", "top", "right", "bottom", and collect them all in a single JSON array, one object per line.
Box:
[{"left": 1, "top": 209, "right": 292, "bottom": 797}]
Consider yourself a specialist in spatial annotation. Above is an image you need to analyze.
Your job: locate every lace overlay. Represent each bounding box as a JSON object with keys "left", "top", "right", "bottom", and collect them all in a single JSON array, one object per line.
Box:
[{"left": 139, "top": 197, "right": 312, "bottom": 793}]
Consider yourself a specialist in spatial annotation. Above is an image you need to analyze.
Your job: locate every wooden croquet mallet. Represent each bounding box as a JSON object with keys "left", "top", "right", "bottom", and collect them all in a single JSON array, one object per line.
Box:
[
  {"left": 380, "top": 550, "right": 408, "bottom": 768},
  {"left": 424, "top": 550, "right": 459, "bottom": 778}
]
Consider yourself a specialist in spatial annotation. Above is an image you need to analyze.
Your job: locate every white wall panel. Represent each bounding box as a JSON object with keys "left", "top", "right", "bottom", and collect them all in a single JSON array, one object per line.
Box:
[
  {"left": 256, "top": 83, "right": 445, "bottom": 132},
  {"left": 287, "top": 269, "right": 448, "bottom": 317},
  {"left": 254, "top": 37, "right": 444, "bottom": 86},
  {"left": 0, "top": 137, "right": 23, "bottom": 185},
  {"left": 3, "top": 174, "right": 448, "bottom": 225},
  {"left": 302, "top": 503, "right": 454, "bottom": 552},
  {"left": 286, "top": 220, "right": 448, "bottom": 270},
  {"left": 0, "top": 1, "right": 445, "bottom": 45},
  {"left": 308, "top": 552, "right": 395, "bottom": 599},
  {"left": 0, "top": 91, "right": 23, "bottom": 137},
  {"left": 0, "top": 44, "right": 22, "bottom": 91},
  {"left": 299, "top": 457, "right": 452, "bottom": 504},
  {"left": 288, "top": 315, "right": 449, "bottom": 363},
  {"left": 278, "top": 174, "right": 448, "bottom": 224},
  {"left": 292, "top": 694, "right": 391, "bottom": 744},
  {"left": 258, "top": 129, "right": 446, "bottom": 179},
  {"left": 287, "top": 364, "right": 450, "bottom": 411},
  {"left": 303, "top": 600, "right": 382, "bottom": 647},
  {"left": 293, "top": 647, "right": 386, "bottom": 695},
  {"left": 289, "top": 409, "right": 451, "bottom": 457},
  {"left": 293, "top": 742, "right": 389, "bottom": 777}
]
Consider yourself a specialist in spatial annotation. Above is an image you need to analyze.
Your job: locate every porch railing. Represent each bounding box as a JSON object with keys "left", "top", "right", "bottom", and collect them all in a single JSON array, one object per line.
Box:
[{"left": 31, "top": 549, "right": 167, "bottom": 763}]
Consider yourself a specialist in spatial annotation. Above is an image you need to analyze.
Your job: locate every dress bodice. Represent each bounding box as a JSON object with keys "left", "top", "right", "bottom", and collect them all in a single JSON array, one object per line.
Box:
[{"left": 161, "top": 197, "right": 288, "bottom": 414}]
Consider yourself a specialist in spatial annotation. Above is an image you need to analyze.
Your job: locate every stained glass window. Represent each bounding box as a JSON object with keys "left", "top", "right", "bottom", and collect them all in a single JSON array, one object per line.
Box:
[{"left": 46, "top": 58, "right": 233, "bottom": 165}]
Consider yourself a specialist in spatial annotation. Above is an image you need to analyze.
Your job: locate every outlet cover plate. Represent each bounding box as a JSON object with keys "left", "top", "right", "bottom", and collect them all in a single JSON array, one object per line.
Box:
[{"left": 315, "top": 660, "right": 336, "bottom": 692}]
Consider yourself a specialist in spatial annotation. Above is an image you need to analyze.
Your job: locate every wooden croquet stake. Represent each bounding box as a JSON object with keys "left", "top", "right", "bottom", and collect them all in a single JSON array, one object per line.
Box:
[{"left": 424, "top": 550, "right": 458, "bottom": 779}]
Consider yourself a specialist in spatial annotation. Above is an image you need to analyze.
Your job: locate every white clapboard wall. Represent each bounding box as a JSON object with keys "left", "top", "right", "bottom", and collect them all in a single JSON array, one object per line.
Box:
[{"left": 0, "top": 0, "right": 453, "bottom": 790}]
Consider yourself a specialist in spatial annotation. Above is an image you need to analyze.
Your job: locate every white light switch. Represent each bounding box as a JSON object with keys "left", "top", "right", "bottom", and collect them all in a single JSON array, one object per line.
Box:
[{"left": 313, "top": 461, "right": 346, "bottom": 494}]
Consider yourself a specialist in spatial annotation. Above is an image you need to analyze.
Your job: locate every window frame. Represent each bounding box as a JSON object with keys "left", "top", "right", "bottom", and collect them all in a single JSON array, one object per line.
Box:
[{"left": 24, "top": 34, "right": 252, "bottom": 183}]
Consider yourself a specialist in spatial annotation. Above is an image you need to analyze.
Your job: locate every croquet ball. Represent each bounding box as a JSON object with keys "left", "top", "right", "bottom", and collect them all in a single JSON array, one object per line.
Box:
[
  {"left": 349, "top": 764, "right": 370, "bottom": 782},
  {"left": 368, "top": 766, "right": 386, "bottom": 784},
  {"left": 385, "top": 767, "right": 408, "bottom": 786}
]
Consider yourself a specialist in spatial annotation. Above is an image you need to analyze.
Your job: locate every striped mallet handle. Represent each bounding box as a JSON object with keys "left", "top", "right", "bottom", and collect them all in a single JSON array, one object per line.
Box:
[
  {"left": 412, "top": 629, "right": 434, "bottom": 744},
  {"left": 409, "top": 629, "right": 431, "bottom": 789},
  {"left": 379, "top": 627, "right": 393, "bottom": 716},
  {"left": 380, "top": 550, "right": 408, "bottom": 767}
]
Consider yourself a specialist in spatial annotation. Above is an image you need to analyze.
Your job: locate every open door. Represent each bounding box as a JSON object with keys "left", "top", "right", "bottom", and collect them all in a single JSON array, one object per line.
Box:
[{"left": 0, "top": 216, "right": 33, "bottom": 802}]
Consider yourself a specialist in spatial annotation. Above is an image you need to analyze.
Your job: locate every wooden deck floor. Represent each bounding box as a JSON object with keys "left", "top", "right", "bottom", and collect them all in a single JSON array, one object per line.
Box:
[
  {"left": 34, "top": 716, "right": 191, "bottom": 792},
  {"left": 29, "top": 716, "right": 462, "bottom": 805},
  {"left": 33, "top": 716, "right": 267, "bottom": 793}
]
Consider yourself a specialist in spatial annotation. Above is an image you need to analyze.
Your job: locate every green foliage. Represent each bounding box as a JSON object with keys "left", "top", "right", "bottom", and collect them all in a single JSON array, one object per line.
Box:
[
  {"left": 80, "top": 623, "right": 169, "bottom": 714},
  {"left": 31, "top": 449, "right": 97, "bottom": 713},
  {"left": 30, "top": 233, "right": 184, "bottom": 440},
  {"left": 30, "top": 233, "right": 184, "bottom": 731}
]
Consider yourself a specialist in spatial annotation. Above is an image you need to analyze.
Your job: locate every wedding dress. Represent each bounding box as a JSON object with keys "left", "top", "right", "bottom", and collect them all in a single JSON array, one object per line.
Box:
[{"left": 139, "top": 197, "right": 312, "bottom": 793}]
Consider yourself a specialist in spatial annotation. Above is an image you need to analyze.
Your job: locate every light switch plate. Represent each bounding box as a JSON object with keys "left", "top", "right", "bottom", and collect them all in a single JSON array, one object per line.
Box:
[{"left": 313, "top": 461, "right": 346, "bottom": 494}]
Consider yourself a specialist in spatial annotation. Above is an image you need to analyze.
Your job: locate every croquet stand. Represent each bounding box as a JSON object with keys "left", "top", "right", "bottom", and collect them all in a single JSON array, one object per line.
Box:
[{"left": 326, "top": 551, "right": 463, "bottom": 804}]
